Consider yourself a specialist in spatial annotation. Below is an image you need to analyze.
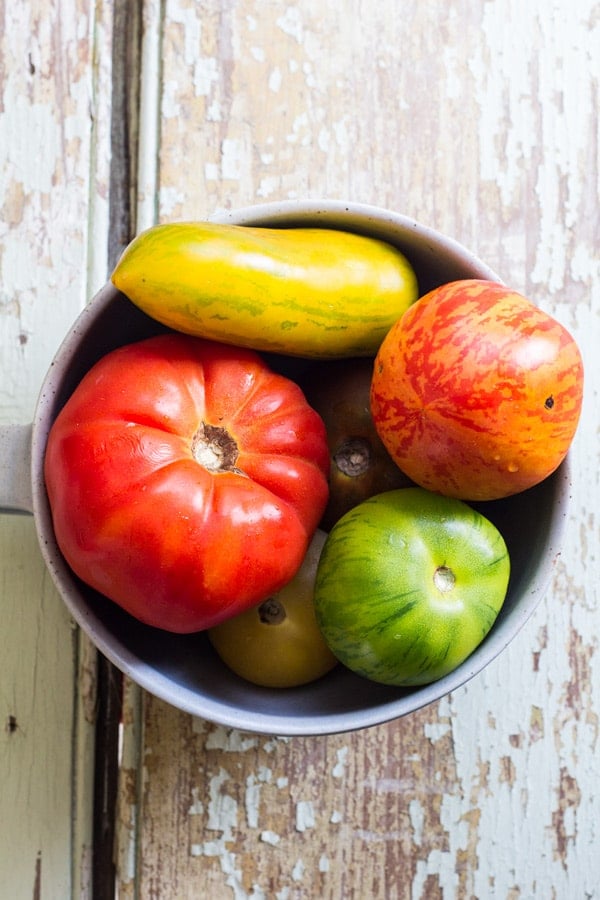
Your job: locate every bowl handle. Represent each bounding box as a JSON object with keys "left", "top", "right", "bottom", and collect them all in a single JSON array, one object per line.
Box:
[{"left": 0, "top": 424, "right": 34, "bottom": 515}]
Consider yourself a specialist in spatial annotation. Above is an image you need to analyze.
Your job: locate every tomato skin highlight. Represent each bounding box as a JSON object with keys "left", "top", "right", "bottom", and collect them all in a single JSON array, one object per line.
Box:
[
  {"left": 209, "top": 529, "right": 338, "bottom": 688},
  {"left": 371, "top": 280, "right": 584, "bottom": 501},
  {"left": 313, "top": 488, "right": 510, "bottom": 687},
  {"left": 44, "top": 334, "right": 330, "bottom": 633}
]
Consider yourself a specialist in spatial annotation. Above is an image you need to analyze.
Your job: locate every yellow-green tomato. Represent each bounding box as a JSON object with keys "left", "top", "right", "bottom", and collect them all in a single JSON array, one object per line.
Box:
[
  {"left": 208, "top": 530, "right": 338, "bottom": 688},
  {"left": 111, "top": 222, "right": 418, "bottom": 358}
]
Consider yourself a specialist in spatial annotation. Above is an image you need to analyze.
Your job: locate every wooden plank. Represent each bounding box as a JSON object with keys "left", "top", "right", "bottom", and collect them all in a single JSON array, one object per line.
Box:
[
  {"left": 0, "top": 1, "right": 114, "bottom": 897},
  {"left": 91, "top": 3, "right": 145, "bottom": 898},
  {"left": 114, "top": 0, "right": 598, "bottom": 895}
]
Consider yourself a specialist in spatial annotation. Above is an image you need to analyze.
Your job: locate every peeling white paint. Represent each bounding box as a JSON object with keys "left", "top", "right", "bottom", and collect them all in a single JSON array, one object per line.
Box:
[
  {"left": 161, "top": 78, "right": 181, "bottom": 119},
  {"left": 291, "top": 858, "right": 305, "bottom": 882},
  {"left": 409, "top": 798, "right": 424, "bottom": 847},
  {"left": 1, "top": 3, "right": 111, "bottom": 893},
  {"left": 257, "top": 176, "right": 279, "bottom": 198},
  {"left": 205, "top": 162, "right": 220, "bottom": 181},
  {"left": 277, "top": 7, "right": 304, "bottom": 44},
  {"left": 16, "top": 1, "right": 595, "bottom": 895},
  {"left": 193, "top": 56, "right": 219, "bottom": 97},
  {"left": 295, "top": 800, "right": 315, "bottom": 832},
  {"left": 221, "top": 139, "right": 244, "bottom": 180},
  {"left": 332, "top": 746, "right": 348, "bottom": 779},
  {"left": 191, "top": 838, "right": 249, "bottom": 899},
  {"left": 245, "top": 768, "right": 272, "bottom": 828},
  {"left": 285, "top": 112, "right": 310, "bottom": 145},
  {"left": 204, "top": 726, "right": 258, "bottom": 752},
  {"left": 260, "top": 830, "right": 280, "bottom": 845},
  {"left": 206, "top": 768, "right": 238, "bottom": 841},
  {"left": 268, "top": 67, "right": 282, "bottom": 92},
  {"left": 412, "top": 849, "right": 460, "bottom": 899},
  {"left": 424, "top": 720, "right": 453, "bottom": 742},
  {"left": 190, "top": 716, "right": 209, "bottom": 736},
  {"left": 262, "top": 737, "right": 290, "bottom": 753},
  {"left": 206, "top": 99, "right": 222, "bottom": 122},
  {"left": 167, "top": 0, "right": 202, "bottom": 69},
  {"left": 188, "top": 787, "right": 204, "bottom": 816}
]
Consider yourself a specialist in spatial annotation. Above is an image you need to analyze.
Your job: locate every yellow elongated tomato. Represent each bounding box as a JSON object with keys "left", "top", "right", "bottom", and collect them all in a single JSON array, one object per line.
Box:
[
  {"left": 111, "top": 222, "right": 418, "bottom": 358},
  {"left": 208, "top": 530, "right": 338, "bottom": 688}
]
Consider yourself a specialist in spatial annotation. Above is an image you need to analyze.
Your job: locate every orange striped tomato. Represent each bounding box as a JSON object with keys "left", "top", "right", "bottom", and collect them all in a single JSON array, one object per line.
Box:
[{"left": 370, "top": 280, "right": 583, "bottom": 501}]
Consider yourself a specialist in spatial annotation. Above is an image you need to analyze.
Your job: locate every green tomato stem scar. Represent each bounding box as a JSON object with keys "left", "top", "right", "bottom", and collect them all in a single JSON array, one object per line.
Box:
[{"left": 433, "top": 565, "right": 456, "bottom": 593}]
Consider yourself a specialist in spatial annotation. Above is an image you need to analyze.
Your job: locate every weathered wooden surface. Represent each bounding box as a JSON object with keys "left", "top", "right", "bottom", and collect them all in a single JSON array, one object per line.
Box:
[
  {"left": 117, "top": 2, "right": 600, "bottom": 897},
  {"left": 1, "top": 0, "right": 599, "bottom": 898},
  {"left": 0, "top": 1, "right": 114, "bottom": 897}
]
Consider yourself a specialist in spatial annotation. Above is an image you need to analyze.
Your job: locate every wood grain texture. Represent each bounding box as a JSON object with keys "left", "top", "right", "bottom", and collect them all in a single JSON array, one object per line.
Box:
[
  {"left": 1, "top": 0, "right": 598, "bottom": 897},
  {"left": 112, "top": 1, "right": 600, "bottom": 897},
  {"left": 0, "top": 1, "right": 114, "bottom": 896}
]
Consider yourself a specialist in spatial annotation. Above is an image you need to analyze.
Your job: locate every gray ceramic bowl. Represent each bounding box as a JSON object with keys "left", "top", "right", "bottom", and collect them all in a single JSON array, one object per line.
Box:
[{"left": 1, "top": 200, "right": 570, "bottom": 735}]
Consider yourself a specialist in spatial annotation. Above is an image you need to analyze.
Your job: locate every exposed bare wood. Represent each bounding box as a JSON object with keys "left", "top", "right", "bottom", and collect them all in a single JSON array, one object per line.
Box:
[
  {"left": 116, "top": 1, "right": 599, "bottom": 896},
  {"left": 2, "top": 1, "right": 598, "bottom": 898}
]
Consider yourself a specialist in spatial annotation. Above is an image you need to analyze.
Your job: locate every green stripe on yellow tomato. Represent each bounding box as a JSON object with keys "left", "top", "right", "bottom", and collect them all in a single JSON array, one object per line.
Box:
[{"left": 111, "top": 222, "right": 418, "bottom": 358}]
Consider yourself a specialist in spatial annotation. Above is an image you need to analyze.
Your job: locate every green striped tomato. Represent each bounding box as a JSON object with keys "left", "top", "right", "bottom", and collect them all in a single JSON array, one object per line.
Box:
[
  {"left": 111, "top": 222, "right": 418, "bottom": 358},
  {"left": 313, "top": 487, "right": 510, "bottom": 686}
]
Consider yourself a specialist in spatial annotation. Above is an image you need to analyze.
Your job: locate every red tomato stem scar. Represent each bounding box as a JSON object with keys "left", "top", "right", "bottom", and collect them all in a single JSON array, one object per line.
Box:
[{"left": 192, "top": 422, "right": 244, "bottom": 474}]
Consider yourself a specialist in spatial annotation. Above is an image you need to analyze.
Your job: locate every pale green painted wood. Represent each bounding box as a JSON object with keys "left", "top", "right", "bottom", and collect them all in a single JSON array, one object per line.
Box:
[{"left": 0, "top": 1, "right": 115, "bottom": 897}]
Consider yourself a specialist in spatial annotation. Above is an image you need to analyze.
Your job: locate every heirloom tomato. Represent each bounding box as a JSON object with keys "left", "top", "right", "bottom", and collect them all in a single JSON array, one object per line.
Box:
[
  {"left": 371, "top": 280, "right": 584, "bottom": 501},
  {"left": 112, "top": 222, "right": 418, "bottom": 358},
  {"left": 209, "top": 530, "right": 338, "bottom": 688},
  {"left": 301, "top": 358, "right": 412, "bottom": 530},
  {"left": 314, "top": 488, "right": 510, "bottom": 687},
  {"left": 44, "top": 334, "right": 330, "bottom": 633}
]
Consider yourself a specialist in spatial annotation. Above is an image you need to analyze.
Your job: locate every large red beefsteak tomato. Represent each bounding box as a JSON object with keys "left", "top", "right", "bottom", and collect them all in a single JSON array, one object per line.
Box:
[
  {"left": 44, "top": 334, "right": 330, "bottom": 632},
  {"left": 371, "top": 280, "right": 584, "bottom": 501}
]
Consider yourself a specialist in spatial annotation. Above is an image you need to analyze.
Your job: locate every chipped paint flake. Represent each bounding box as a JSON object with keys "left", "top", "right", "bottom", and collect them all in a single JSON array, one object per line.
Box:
[
  {"left": 260, "top": 830, "right": 280, "bottom": 846},
  {"left": 276, "top": 7, "right": 303, "bottom": 43},
  {"left": 295, "top": 800, "right": 315, "bottom": 832},
  {"left": 332, "top": 746, "right": 348, "bottom": 779},
  {"left": 245, "top": 770, "right": 271, "bottom": 829},
  {"left": 206, "top": 769, "right": 238, "bottom": 841},
  {"left": 188, "top": 786, "right": 203, "bottom": 816},
  {"left": 291, "top": 858, "right": 305, "bottom": 882},
  {"left": 204, "top": 726, "right": 258, "bottom": 752},
  {"left": 221, "top": 139, "right": 243, "bottom": 180},
  {"left": 268, "top": 66, "right": 282, "bottom": 92},
  {"left": 409, "top": 798, "right": 425, "bottom": 846}
]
